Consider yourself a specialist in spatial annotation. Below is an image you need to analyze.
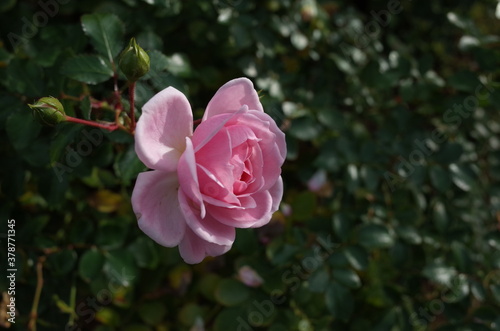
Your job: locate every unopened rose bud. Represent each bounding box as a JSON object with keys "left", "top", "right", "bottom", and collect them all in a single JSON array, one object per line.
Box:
[
  {"left": 119, "top": 38, "right": 150, "bottom": 82},
  {"left": 28, "top": 96, "right": 66, "bottom": 126}
]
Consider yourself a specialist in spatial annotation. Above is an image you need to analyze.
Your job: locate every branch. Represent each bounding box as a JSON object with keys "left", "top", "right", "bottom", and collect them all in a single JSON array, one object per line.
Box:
[{"left": 28, "top": 256, "right": 46, "bottom": 331}]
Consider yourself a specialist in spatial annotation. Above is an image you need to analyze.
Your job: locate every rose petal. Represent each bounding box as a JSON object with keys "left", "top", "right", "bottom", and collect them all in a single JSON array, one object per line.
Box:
[
  {"left": 226, "top": 125, "right": 260, "bottom": 149},
  {"left": 224, "top": 110, "right": 285, "bottom": 193},
  {"left": 135, "top": 87, "right": 193, "bottom": 171},
  {"left": 203, "top": 78, "right": 263, "bottom": 121},
  {"left": 238, "top": 110, "right": 286, "bottom": 161},
  {"left": 268, "top": 176, "right": 284, "bottom": 213},
  {"left": 207, "top": 190, "right": 273, "bottom": 228},
  {"left": 178, "top": 189, "right": 236, "bottom": 246},
  {"left": 132, "top": 170, "right": 186, "bottom": 247},
  {"left": 195, "top": 129, "right": 234, "bottom": 190},
  {"left": 194, "top": 106, "right": 247, "bottom": 153},
  {"left": 178, "top": 227, "right": 232, "bottom": 264},
  {"left": 178, "top": 137, "right": 206, "bottom": 218},
  {"left": 197, "top": 164, "right": 240, "bottom": 205},
  {"left": 205, "top": 239, "right": 232, "bottom": 257}
]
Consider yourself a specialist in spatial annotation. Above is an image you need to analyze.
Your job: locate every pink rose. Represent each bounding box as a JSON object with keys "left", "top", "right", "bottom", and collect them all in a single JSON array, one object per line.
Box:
[{"left": 132, "top": 78, "right": 286, "bottom": 264}]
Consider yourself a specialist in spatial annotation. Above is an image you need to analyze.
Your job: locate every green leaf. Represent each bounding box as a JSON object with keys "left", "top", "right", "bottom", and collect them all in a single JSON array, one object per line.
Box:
[
  {"left": 68, "top": 219, "right": 94, "bottom": 244},
  {"left": 103, "top": 249, "right": 138, "bottom": 287},
  {"left": 487, "top": 232, "right": 500, "bottom": 250},
  {"left": 22, "top": 138, "right": 50, "bottom": 166},
  {"left": 96, "top": 308, "right": 121, "bottom": 326},
  {"left": 79, "top": 248, "right": 105, "bottom": 282},
  {"left": 6, "top": 110, "right": 41, "bottom": 152},
  {"left": 198, "top": 273, "right": 221, "bottom": 301},
  {"left": 141, "top": 50, "right": 169, "bottom": 80},
  {"left": 114, "top": 145, "right": 147, "bottom": 185},
  {"left": 179, "top": 303, "right": 204, "bottom": 327},
  {"left": 325, "top": 282, "right": 353, "bottom": 322},
  {"left": 448, "top": 70, "right": 481, "bottom": 92},
  {"left": 422, "top": 263, "right": 456, "bottom": 286},
  {"left": 96, "top": 222, "right": 128, "bottom": 250},
  {"left": 432, "top": 200, "right": 448, "bottom": 233},
  {"left": 308, "top": 267, "right": 330, "bottom": 292},
  {"left": 165, "top": 53, "right": 192, "bottom": 77},
  {"left": 5, "top": 59, "right": 44, "bottom": 97},
  {"left": 490, "top": 284, "right": 500, "bottom": 305},
  {"left": 361, "top": 165, "right": 380, "bottom": 192},
  {"left": 50, "top": 124, "right": 82, "bottom": 163},
  {"left": 433, "top": 143, "right": 463, "bottom": 165},
  {"left": 332, "top": 213, "right": 352, "bottom": 242},
  {"left": 213, "top": 307, "right": 247, "bottom": 331},
  {"left": 470, "top": 280, "right": 486, "bottom": 302},
  {"left": 61, "top": 55, "right": 114, "bottom": 85},
  {"left": 493, "top": 317, "right": 500, "bottom": 331},
  {"left": 128, "top": 237, "right": 159, "bottom": 269},
  {"left": 332, "top": 268, "right": 361, "bottom": 289},
  {"left": 444, "top": 274, "right": 469, "bottom": 303},
  {"left": 48, "top": 250, "right": 77, "bottom": 276},
  {"left": 81, "top": 13, "right": 125, "bottom": 63},
  {"left": 429, "top": 166, "right": 452, "bottom": 193},
  {"left": 137, "top": 30, "right": 164, "bottom": 51},
  {"left": 289, "top": 116, "right": 321, "bottom": 141},
  {"left": 357, "top": 224, "right": 394, "bottom": 249},
  {"left": 343, "top": 245, "right": 369, "bottom": 270},
  {"left": 214, "top": 279, "right": 251, "bottom": 306},
  {"left": 346, "top": 163, "right": 360, "bottom": 193},
  {"left": 449, "top": 163, "right": 477, "bottom": 192},
  {"left": 396, "top": 225, "right": 422, "bottom": 245},
  {"left": 138, "top": 301, "right": 167, "bottom": 325}
]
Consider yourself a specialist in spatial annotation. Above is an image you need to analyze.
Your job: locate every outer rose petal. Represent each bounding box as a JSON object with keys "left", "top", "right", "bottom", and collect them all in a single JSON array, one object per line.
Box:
[
  {"left": 202, "top": 78, "right": 263, "bottom": 121},
  {"left": 135, "top": 87, "right": 193, "bottom": 172},
  {"left": 268, "top": 176, "right": 284, "bottom": 213},
  {"left": 178, "top": 189, "right": 236, "bottom": 246},
  {"left": 179, "top": 227, "right": 231, "bottom": 264},
  {"left": 206, "top": 190, "right": 273, "bottom": 228},
  {"left": 132, "top": 170, "right": 186, "bottom": 247}
]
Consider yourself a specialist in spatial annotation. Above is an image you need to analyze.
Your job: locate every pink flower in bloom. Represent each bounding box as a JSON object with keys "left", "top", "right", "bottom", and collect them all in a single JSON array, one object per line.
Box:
[{"left": 132, "top": 78, "right": 286, "bottom": 264}]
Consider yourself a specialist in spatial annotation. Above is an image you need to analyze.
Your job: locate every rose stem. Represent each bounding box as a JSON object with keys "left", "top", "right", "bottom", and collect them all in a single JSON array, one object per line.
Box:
[
  {"left": 65, "top": 116, "right": 119, "bottom": 131},
  {"left": 129, "top": 82, "right": 136, "bottom": 133}
]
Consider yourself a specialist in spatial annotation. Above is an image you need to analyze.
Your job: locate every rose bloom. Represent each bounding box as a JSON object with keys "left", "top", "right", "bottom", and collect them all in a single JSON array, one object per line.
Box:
[{"left": 132, "top": 78, "right": 286, "bottom": 263}]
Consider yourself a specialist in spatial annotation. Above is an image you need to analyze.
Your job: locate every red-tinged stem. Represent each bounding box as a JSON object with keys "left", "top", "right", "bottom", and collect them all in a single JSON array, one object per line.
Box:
[
  {"left": 129, "top": 82, "right": 136, "bottom": 133},
  {"left": 193, "top": 119, "right": 202, "bottom": 126},
  {"left": 113, "top": 73, "right": 124, "bottom": 119},
  {"left": 65, "top": 116, "right": 119, "bottom": 131}
]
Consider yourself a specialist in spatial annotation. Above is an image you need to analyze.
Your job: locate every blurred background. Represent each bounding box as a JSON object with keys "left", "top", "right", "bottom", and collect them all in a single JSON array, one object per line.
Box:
[{"left": 1, "top": 0, "right": 500, "bottom": 330}]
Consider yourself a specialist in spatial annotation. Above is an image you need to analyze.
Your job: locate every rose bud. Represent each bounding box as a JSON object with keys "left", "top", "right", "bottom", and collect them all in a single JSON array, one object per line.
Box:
[
  {"left": 28, "top": 96, "right": 66, "bottom": 126},
  {"left": 119, "top": 38, "right": 150, "bottom": 82}
]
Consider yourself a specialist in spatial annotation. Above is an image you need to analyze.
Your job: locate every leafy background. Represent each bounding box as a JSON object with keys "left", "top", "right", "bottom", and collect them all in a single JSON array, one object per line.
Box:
[{"left": 1, "top": 0, "right": 500, "bottom": 330}]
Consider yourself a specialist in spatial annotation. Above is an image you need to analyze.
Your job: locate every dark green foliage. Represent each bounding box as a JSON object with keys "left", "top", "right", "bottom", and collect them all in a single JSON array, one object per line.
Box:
[{"left": 0, "top": 0, "right": 499, "bottom": 330}]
